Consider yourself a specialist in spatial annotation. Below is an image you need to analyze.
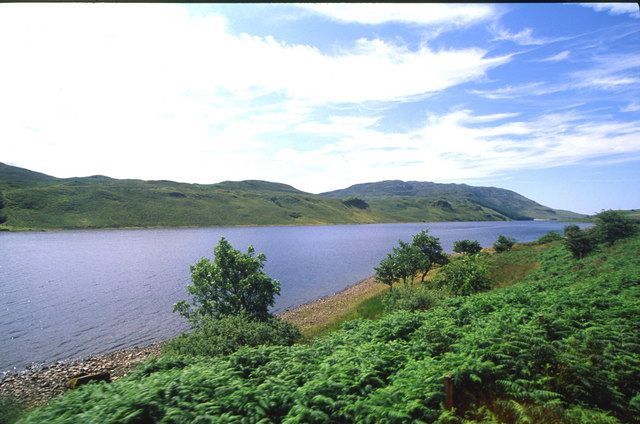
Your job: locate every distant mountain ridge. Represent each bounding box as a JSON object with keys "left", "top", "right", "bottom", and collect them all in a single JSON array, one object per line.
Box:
[
  {"left": 321, "top": 180, "right": 582, "bottom": 221},
  {"left": 0, "top": 163, "right": 584, "bottom": 230}
]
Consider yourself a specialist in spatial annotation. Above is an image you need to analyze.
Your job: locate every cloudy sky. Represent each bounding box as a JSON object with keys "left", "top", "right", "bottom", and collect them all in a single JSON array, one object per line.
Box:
[{"left": 1, "top": 3, "right": 639, "bottom": 214}]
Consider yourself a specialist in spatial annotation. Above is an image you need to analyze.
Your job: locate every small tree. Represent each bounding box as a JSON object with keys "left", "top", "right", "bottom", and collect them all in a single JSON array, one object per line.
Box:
[
  {"left": 375, "top": 240, "right": 429, "bottom": 289},
  {"left": 173, "top": 238, "right": 280, "bottom": 326},
  {"left": 432, "top": 255, "right": 491, "bottom": 296},
  {"left": 374, "top": 255, "right": 397, "bottom": 290},
  {"left": 412, "top": 230, "right": 448, "bottom": 281},
  {"left": 564, "top": 225, "right": 594, "bottom": 259},
  {"left": 453, "top": 239, "right": 482, "bottom": 255},
  {"left": 493, "top": 235, "right": 516, "bottom": 252},
  {"left": 393, "top": 241, "right": 425, "bottom": 286},
  {"left": 593, "top": 210, "right": 637, "bottom": 246},
  {"left": 375, "top": 230, "right": 448, "bottom": 288}
]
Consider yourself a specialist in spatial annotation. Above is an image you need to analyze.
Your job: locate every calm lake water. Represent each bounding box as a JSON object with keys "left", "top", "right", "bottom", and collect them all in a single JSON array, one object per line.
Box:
[{"left": 0, "top": 221, "right": 589, "bottom": 372}]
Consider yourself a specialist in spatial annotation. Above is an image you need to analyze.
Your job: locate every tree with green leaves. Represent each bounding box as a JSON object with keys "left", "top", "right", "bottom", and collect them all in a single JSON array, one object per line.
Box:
[
  {"left": 374, "top": 255, "right": 397, "bottom": 290},
  {"left": 393, "top": 241, "right": 425, "bottom": 285},
  {"left": 453, "top": 239, "right": 482, "bottom": 255},
  {"left": 493, "top": 235, "right": 516, "bottom": 252},
  {"left": 593, "top": 209, "right": 637, "bottom": 246},
  {"left": 375, "top": 230, "right": 448, "bottom": 288},
  {"left": 564, "top": 225, "right": 594, "bottom": 259},
  {"left": 173, "top": 238, "right": 280, "bottom": 325},
  {"left": 411, "top": 230, "right": 448, "bottom": 281},
  {"left": 375, "top": 241, "right": 424, "bottom": 289}
]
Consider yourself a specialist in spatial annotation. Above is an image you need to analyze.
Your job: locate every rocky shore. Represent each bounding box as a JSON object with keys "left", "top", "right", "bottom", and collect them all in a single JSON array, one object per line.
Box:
[
  {"left": 0, "top": 343, "right": 163, "bottom": 408},
  {"left": 0, "top": 276, "right": 386, "bottom": 409}
]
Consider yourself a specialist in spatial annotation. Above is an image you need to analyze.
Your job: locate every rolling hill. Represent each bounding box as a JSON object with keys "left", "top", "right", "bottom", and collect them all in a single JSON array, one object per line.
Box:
[
  {"left": 0, "top": 163, "right": 584, "bottom": 230},
  {"left": 321, "top": 180, "right": 583, "bottom": 222}
]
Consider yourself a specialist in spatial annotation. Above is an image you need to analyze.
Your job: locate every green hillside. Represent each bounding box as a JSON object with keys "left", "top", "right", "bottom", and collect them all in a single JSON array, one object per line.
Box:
[
  {"left": 21, "top": 234, "right": 640, "bottom": 423},
  {"left": 322, "top": 180, "right": 583, "bottom": 221},
  {"left": 0, "top": 163, "right": 584, "bottom": 231}
]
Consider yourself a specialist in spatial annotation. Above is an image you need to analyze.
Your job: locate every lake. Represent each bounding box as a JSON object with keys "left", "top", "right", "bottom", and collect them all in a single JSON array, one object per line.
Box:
[{"left": 0, "top": 221, "right": 589, "bottom": 371}]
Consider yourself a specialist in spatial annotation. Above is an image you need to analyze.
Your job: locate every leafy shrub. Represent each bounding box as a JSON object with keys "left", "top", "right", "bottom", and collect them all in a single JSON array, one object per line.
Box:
[
  {"left": 493, "top": 235, "right": 516, "bottom": 252},
  {"left": 593, "top": 209, "right": 638, "bottom": 245},
  {"left": 453, "top": 239, "right": 482, "bottom": 255},
  {"left": 432, "top": 254, "right": 492, "bottom": 296},
  {"left": 173, "top": 238, "right": 280, "bottom": 325},
  {"left": 163, "top": 315, "right": 301, "bottom": 357},
  {"left": 564, "top": 225, "right": 595, "bottom": 259},
  {"left": 535, "top": 231, "right": 562, "bottom": 244},
  {"left": 383, "top": 284, "right": 446, "bottom": 313}
]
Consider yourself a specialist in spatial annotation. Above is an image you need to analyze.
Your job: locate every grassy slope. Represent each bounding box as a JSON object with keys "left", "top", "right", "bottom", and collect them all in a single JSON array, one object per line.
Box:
[
  {"left": 322, "top": 180, "right": 584, "bottom": 221},
  {"left": 23, "top": 236, "right": 640, "bottom": 423},
  {"left": 0, "top": 163, "right": 385, "bottom": 230},
  {"left": 0, "top": 163, "right": 584, "bottom": 230}
]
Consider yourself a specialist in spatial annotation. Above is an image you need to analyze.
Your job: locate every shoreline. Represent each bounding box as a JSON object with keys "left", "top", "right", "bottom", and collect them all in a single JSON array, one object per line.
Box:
[
  {"left": 0, "top": 276, "right": 386, "bottom": 408},
  {"left": 0, "top": 217, "right": 589, "bottom": 233}
]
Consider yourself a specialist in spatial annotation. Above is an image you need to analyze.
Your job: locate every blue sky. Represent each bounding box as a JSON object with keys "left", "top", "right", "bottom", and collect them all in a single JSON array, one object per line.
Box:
[{"left": 0, "top": 3, "right": 638, "bottom": 214}]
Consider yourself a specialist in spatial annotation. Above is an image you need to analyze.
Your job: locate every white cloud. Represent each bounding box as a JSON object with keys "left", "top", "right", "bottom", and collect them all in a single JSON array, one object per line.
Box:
[
  {"left": 275, "top": 110, "right": 640, "bottom": 192},
  {"left": 621, "top": 102, "right": 640, "bottom": 112},
  {"left": 540, "top": 50, "right": 570, "bottom": 62},
  {"left": 471, "top": 53, "right": 640, "bottom": 99},
  {"left": 578, "top": 3, "right": 640, "bottom": 18},
  {"left": 491, "top": 26, "right": 563, "bottom": 46},
  {"left": 295, "top": 3, "right": 496, "bottom": 26},
  {"left": 469, "top": 82, "right": 562, "bottom": 99},
  {"left": 1, "top": 4, "right": 637, "bottom": 196},
  {"left": 0, "top": 3, "right": 511, "bottom": 184}
]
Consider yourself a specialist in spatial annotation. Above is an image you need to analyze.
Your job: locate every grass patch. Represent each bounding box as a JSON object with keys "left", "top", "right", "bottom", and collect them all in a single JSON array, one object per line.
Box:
[
  {"left": 302, "top": 293, "right": 387, "bottom": 340},
  {"left": 280, "top": 278, "right": 389, "bottom": 340},
  {"left": 486, "top": 243, "right": 547, "bottom": 288}
]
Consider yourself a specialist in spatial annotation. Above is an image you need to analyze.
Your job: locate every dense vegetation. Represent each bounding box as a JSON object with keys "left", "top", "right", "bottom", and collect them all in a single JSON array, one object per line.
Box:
[
  {"left": 0, "top": 163, "right": 583, "bottom": 230},
  {"left": 163, "top": 315, "right": 300, "bottom": 358},
  {"left": 22, "top": 228, "right": 640, "bottom": 422},
  {"left": 564, "top": 211, "right": 637, "bottom": 259}
]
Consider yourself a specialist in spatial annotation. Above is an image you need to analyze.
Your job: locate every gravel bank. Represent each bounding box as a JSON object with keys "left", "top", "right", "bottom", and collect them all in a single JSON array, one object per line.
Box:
[{"left": 0, "top": 343, "right": 163, "bottom": 408}]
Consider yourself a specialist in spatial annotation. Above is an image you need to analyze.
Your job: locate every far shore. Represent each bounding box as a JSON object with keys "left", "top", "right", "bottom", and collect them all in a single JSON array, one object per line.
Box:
[
  {"left": 0, "top": 216, "right": 591, "bottom": 233},
  {"left": 0, "top": 275, "right": 387, "bottom": 408}
]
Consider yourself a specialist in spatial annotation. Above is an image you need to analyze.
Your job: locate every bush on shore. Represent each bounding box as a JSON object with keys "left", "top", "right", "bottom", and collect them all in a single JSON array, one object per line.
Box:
[
  {"left": 493, "top": 235, "right": 516, "bottom": 252},
  {"left": 453, "top": 239, "right": 483, "bottom": 255},
  {"left": 382, "top": 284, "right": 447, "bottom": 313},
  {"left": 593, "top": 209, "right": 638, "bottom": 246},
  {"left": 163, "top": 314, "right": 301, "bottom": 358},
  {"left": 432, "top": 254, "right": 492, "bottom": 296},
  {"left": 534, "top": 231, "right": 563, "bottom": 244}
]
